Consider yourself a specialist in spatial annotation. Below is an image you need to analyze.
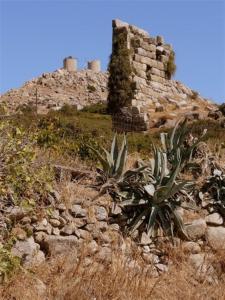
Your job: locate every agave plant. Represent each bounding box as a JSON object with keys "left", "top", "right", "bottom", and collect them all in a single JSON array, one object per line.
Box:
[
  {"left": 89, "top": 134, "right": 127, "bottom": 181},
  {"left": 160, "top": 118, "right": 207, "bottom": 170},
  {"left": 118, "top": 146, "right": 195, "bottom": 240}
]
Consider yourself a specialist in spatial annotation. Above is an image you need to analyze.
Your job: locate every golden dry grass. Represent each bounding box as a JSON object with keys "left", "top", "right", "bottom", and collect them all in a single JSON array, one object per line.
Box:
[{"left": 0, "top": 245, "right": 225, "bottom": 300}]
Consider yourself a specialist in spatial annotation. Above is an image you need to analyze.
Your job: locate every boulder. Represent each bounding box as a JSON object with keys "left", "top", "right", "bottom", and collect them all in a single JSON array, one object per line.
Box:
[
  {"left": 42, "top": 235, "right": 78, "bottom": 256},
  {"left": 11, "top": 237, "right": 45, "bottom": 267},
  {"left": 205, "top": 213, "right": 223, "bottom": 226},
  {"left": 70, "top": 204, "right": 87, "bottom": 217},
  {"left": 206, "top": 226, "right": 225, "bottom": 250},
  {"left": 95, "top": 206, "right": 108, "bottom": 221},
  {"left": 183, "top": 241, "right": 201, "bottom": 254},
  {"left": 185, "top": 219, "right": 207, "bottom": 240},
  {"left": 140, "top": 232, "right": 152, "bottom": 245}
]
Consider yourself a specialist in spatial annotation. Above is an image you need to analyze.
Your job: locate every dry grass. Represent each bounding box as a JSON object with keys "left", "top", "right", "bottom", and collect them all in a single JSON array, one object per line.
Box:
[{"left": 1, "top": 245, "right": 225, "bottom": 300}]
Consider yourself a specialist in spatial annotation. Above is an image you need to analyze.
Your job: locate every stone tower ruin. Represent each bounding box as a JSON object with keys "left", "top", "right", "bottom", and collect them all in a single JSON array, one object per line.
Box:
[
  {"left": 88, "top": 60, "right": 101, "bottom": 72},
  {"left": 63, "top": 56, "right": 77, "bottom": 72},
  {"left": 108, "top": 19, "right": 176, "bottom": 132}
]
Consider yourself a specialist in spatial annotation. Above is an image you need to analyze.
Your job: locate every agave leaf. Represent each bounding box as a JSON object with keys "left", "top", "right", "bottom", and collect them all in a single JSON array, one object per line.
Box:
[
  {"left": 159, "top": 151, "right": 166, "bottom": 185},
  {"left": 170, "top": 119, "right": 182, "bottom": 150},
  {"left": 167, "top": 181, "right": 189, "bottom": 199},
  {"left": 130, "top": 208, "right": 151, "bottom": 234},
  {"left": 120, "top": 198, "right": 148, "bottom": 207},
  {"left": 158, "top": 208, "right": 172, "bottom": 236},
  {"left": 111, "top": 134, "right": 119, "bottom": 163},
  {"left": 166, "top": 155, "right": 181, "bottom": 190},
  {"left": 160, "top": 133, "right": 167, "bottom": 152},
  {"left": 147, "top": 206, "right": 158, "bottom": 237},
  {"left": 88, "top": 145, "right": 109, "bottom": 173},
  {"left": 144, "top": 184, "right": 155, "bottom": 196},
  {"left": 115, "top": 134, "right": 127, "bottom": 178},
  {"left": 153, "top": 186, "right": 169, "bottom": 203},
  {"left": 102, "top": 147, "right": 114, "bottom": 170},
  {"left": 122, "top": 165, "right": 147, "bottom": 180}
]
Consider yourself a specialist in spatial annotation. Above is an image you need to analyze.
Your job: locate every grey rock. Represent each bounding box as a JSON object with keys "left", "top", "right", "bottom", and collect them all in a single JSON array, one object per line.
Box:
[
  {"left": 61, "top": 223, "right": 76, "bottom": 236},
  {"left": 42, "top": 235, "right": 78, "bottom": 256},
  {"left": 140, "top": 232, "right": 152, "bottom": 245},
  {"left": 142, "top": 253, "right": 160, "bottom": 264},
  {"left": 206, "top": 226, "right": 225, "bottom": 250},
  {"left": 95, "top": 206, "right": 108, "bottom": 221},
  {"left": 97, "top": 247, "right": 112, "bottom": 263},
  {"left": 185, "top": 219, "right": 207, "bottom": 240},
  {"left": 189, "top": 253, "right": 217, "bottom": 283},
  {"left": 155, "top": 263, "right": 168, "bottom": 273},
  {"left": 34, "top": 219, "right": 52, "bottom": 235},
  {"left": 49, "top": 218, "right": 61, "bottom": 227},
  {"left": 52, "top": 227, "right": 60, "bottom": 235},
  {"left": 70, "top": 204, "right": 87, "bottom": 217},
  {"left": 7, "top": 206, "right": 26, "bottom": 221},
  {"left": 34, "top": 231, "right": 47, "bottom": 244},
  {"left": 57, "top": 203, "right": 66, "bottom": 212},
  {"left": 110, "top": 204, "right": 122, "bottom": 216},
  {"left": 205, "top": 213, "right": 223, "bottom": 226},
  {"left": 75, "top": 229, "right": 91, "bottom": 240},
  {"left": 11, "top": 237, "right": 45, "bottom": 267},
  {"left": 86, "top": 240, "right": 98, "bottom": 255}
]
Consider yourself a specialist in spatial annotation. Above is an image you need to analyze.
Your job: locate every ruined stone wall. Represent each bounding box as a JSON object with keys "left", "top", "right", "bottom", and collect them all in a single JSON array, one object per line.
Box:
[{"left": 109, "top": 19, "right": 175, "bottom": 132}]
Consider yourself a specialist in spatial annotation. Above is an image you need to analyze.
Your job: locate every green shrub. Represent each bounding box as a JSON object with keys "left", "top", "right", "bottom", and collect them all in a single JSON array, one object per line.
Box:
[
  {"left": 0, "top": 245, "right": 20, "bottom": 282},
  {"left": 81, "top": 102, "right": 107, "bottom": 114},
  {"left": 191, "top": 90, "right": 199, "bottom": 99},
  {"left": 0, "top": 122, "right": 53, "bottom": 203},
  {"left": 219, "top": 103, "right": 225, "bottom": 116},
  {"left": 87, "top": 84, "right": 96, "bottom": 93},
  {"left": 165, "top": 50, "right": 176, "bottom": 79},
  {"left": 59, "top": 104, "right": 78, "bottom": 116},
  {"left": 107, "top": 27, "right": 135, "bottom": 114}
]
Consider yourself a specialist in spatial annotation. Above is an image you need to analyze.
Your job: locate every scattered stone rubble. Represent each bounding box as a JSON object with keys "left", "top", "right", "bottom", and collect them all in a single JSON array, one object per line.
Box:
[{"left": 0, "top": 179, "right": 224, "bottom": 281}]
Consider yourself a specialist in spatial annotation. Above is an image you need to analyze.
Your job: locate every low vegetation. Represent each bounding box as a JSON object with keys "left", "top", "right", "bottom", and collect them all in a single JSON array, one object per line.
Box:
[{"left": 0, "top": 106, "right": 224, "bottom": 297}]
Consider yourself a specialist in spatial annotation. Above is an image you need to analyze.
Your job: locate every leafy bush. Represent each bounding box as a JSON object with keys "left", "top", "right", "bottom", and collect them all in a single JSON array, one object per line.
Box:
[
  {"left": 165, "top": 50, "right": 176, "bottom": 79},
  {"left": 107, "top": 27, "right": 135, "bottom": 113},
  {"left": 0, "top": 122, "right": 53, "bottom": 203},
  {"left": 191, "top": 90, "right": 199, "bottom": 100},
  {"left": 59, "top": 104, "right": 78, "bottom": 116},
  {"left": 87, "top": 84, "right": 96, "bottom": 93},
  {"left": 219, "top": 103, "right": 225, "bottom": 116},
  {"left": 0, "top": 245, "right": 20, "bottom": 282},
  {"left": 81, "top": 102, "right": 107, "bottom": 114}
]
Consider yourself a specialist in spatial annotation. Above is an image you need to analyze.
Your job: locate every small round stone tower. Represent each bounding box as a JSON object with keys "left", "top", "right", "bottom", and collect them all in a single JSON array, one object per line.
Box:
[
  {"left": 63, "top": 56, "right": 77, "bottom": 72},
  {"left": 87, "top": 60, "right": 101, "bottom": 72}
]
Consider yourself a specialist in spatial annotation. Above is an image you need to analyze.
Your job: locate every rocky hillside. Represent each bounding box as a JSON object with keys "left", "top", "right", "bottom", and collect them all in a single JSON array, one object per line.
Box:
[
  {"left": 0, "top": 69, "right": 108, "bottom": 113},
  {"left": 0, "top": 68, "right": 216, "bottom": 118}
]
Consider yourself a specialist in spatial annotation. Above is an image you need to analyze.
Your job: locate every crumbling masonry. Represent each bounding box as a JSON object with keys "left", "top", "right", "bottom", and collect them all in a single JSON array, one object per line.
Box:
[{"left": 108, "top": 19, "right": 176, "bottom": 132}]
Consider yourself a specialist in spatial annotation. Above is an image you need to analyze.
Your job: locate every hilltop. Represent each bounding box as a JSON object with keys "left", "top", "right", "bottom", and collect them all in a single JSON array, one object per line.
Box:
[{"left": 0, "top": 66, "right": 216, "bottom": 128}]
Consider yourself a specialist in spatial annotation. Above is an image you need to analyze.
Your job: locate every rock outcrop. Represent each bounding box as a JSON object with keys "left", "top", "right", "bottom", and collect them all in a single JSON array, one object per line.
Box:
[{"left": 0, "top": 69, "right": 108, "bottom": 114}]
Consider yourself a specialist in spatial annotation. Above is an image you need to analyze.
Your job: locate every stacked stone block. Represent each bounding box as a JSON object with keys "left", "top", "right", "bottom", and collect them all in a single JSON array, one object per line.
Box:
[
  {"left": 117, "top": 19, "right": 173, "bottom": 106},
  {"left": 110, "top": 19, "right": 174, "bottom": 132}
]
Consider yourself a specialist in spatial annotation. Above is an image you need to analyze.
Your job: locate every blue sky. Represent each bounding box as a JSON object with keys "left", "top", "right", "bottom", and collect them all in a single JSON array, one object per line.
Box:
[{"left": 0, "top": 0, "right": 224, "bottom": 103}]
